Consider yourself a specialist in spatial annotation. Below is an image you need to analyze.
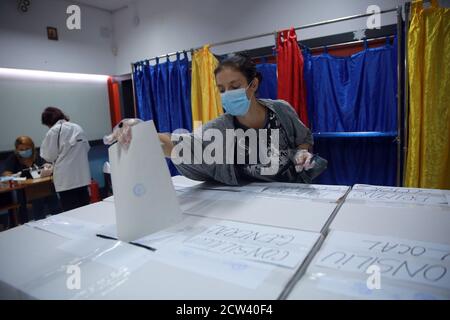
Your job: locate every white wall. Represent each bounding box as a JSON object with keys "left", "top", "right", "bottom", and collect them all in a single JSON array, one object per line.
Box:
[
  {"left": 0, "top": 0, "right": 115, "bottom": 74},
  {"left": 2, "top": 0, "right": 449, "bottom": 76},
  {"left": 113, "top": 0, "right": 409, "bottom": 74},
  {"left": 0, "top": 75, "right": 111, "bottom": 152},
  {"left": 0, "top": 0, "right": 114, "bottom": 151}
]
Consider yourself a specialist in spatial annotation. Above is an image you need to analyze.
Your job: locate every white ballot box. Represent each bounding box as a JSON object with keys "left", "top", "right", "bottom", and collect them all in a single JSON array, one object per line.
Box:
[
  {"left": 287, "top": 230, "right": 450, "bottom": 300},
  {"left": 330, "top": 184, "right": 450, "bottom": 243},
  {"left": 178, "top": 182, "right": 350, "bottom": 234},
  {"left": 0, "top": 204, "right": 323, "bottom": 299},
  {"left": 287, "top": 185, "right": 450, "bottom": 300}
]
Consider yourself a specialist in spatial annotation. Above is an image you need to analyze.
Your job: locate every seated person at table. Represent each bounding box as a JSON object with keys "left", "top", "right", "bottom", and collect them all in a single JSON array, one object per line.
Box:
[
  {"left": 2, "top": 136, "right": 50, "bottom": 177},
  {"left": 1, "top": 136, "right": 60, "bottom": 221}
]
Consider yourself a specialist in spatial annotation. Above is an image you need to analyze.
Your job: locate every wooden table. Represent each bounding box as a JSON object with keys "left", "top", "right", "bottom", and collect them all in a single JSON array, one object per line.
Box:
[
  {"left": 0, "top": 182, "right": 26, "bottom": 194},
  {"left": 1, "top": 176, "right": 55, "bottom": 225},
  {"left": 18, "top": 176, "right": 54, "bottom": 202}
]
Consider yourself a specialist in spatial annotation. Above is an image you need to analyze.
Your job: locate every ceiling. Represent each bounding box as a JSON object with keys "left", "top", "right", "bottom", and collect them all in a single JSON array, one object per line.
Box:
[{"left": 57, "top": 0, "right": 133, "bottom": 12}]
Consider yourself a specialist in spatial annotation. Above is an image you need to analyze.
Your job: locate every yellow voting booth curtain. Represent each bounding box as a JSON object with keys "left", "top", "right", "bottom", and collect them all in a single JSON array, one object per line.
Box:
[
  {"left": 405, "top": 0, "right": 450, "bottom": 189},
  {"left": 191, "top": 45, "right": 223, "bottom": 128}
]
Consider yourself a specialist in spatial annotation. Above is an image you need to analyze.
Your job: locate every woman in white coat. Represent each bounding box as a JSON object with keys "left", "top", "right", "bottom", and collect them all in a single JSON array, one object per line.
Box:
[{"left": 40, "top": 107, "right": 91, "bottom": 211}]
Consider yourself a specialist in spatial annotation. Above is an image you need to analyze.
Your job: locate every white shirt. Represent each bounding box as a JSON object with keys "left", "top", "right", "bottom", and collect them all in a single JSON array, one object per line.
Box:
[{"left": 40, "top": 120, "right": 91, "bottom": 192}]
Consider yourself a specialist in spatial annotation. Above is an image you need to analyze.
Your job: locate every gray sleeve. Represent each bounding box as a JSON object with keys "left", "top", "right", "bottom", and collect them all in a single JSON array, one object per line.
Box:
[
  {"left": 171, "top": 118, "right": 239, "bottom": 185},
  {"left": 275, "top": 100, "right": 314, "bottom": 147},
  {"left": 171, "top": 128, "right": 215, "bottom": 182},
  {"left": 291, "top": 115, "right": 314, "bottom": 147},
  {"left": 173, "top": 161, "right": 215, "bottom": 182}
]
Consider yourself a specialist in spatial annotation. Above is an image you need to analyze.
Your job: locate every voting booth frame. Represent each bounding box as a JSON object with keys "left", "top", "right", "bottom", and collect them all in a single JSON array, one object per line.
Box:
[{"left": 127, "top": 5, "right": 407, "bottom": 187}]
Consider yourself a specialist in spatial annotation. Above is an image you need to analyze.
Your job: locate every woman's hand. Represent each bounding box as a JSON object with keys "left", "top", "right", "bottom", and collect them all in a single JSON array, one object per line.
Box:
[
  {"left": 294, "top": 149, "right": 315, "bottom": 172},
  {"left": 158, "top": 133, "right": 174, "bottom": 158},
  {"left": 40, "top": 163, "right": 53, "bottom": 177},
  {"left": 103, "top": 118, "right": 143, "bottom": 149},
  {"left": 103, "top": 119, "right": 174, "bottom": 158}
]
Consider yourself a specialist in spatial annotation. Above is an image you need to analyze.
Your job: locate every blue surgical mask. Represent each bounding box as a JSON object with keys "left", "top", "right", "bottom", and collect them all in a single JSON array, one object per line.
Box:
[
  {"left": 18, "top": 149, "right": 32, "bottom": 158},
  {"left": 220, "top": 82, "right": 253, "bottom": 116}
]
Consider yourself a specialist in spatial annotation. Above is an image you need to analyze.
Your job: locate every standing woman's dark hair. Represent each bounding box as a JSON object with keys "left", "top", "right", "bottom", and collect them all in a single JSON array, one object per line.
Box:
[
  {"left": 41, "top": 107, "right": 69, "bottom": 127},
  {"left": 214, "top": 53, "right": 263, "bottom": 85}
]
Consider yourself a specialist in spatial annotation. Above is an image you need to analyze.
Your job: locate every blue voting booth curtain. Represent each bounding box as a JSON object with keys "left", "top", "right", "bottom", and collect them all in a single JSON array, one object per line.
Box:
[
  {"left": 312, "top": 136, "right": 397, "bottom": 186},
  {"left": 256, "top": 62, "right": 277, "bottom": 100},
  {"left": 133, "top": 52, "right": 192, "bottom": 176},
  {"left": 303, "top": 39, "right": 398, "bottom": 186}
]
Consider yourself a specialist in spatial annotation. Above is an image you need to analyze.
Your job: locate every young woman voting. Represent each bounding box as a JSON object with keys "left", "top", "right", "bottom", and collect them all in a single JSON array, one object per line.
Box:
[{"left": 111, "top": 54, "right": 327, "bottom": 185}]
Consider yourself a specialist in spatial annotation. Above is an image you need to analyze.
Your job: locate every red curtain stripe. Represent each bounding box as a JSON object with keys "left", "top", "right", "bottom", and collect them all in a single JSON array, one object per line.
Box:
[
  {"left": 107, "top": 77, "right": 122, "bottom": 128},
  {"left": 276, "top": 28, "right": 309, "bottom": 127}
]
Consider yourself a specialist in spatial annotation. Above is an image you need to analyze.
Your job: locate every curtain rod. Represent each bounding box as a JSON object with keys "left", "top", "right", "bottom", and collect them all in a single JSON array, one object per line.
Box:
[
  {"left": 236, "top": 34, "right": 395, "bottom": 61},
  {"left": 134, "top": 7, "right": 398, "bottom": 64},
  {"left": 308, "top": 35, "right": 395, "bottom": 51}
]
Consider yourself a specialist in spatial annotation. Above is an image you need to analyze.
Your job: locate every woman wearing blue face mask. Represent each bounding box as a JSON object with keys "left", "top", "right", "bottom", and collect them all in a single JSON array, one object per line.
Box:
[
  {"left": 116, "top": 54, "right": 326, "bottom": 185},
  {"left": 1, "top": 136, "right": 60, "bottom": 223},
  {"left": 207, "top": 54, "right": 323, "bottom": 183},
  {"left": 2, "top": 136, "right": 45, "bottom": 177}
]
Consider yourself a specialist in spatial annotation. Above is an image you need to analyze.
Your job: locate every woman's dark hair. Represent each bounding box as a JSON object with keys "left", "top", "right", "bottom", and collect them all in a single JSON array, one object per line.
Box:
[
  {"left": 214, "top": 53, "right": 262, "bottom": 85},
  {"left": 41, "top": 107, "right": 69, "bottom": 127},
  {"left": 14, "top": 136, "right": 35, "bottom": 149}
]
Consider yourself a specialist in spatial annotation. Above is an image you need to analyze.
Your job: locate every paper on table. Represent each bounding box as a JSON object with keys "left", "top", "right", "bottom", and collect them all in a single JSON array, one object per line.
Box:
[
  {"left": 347, "top": 184, "right": 450, "bottom": 206},
  {"left": 26, "top": 216, "right": 103, "bottom": 240},
  {"left": 248, "top": 182, "right": 349, "bottom": 202},
  {"left": 133, "top": 224, "right": 204, "bottom": 250},
  {"left": 192, "top": 182, "right": 268, "bottom": 193},
  {"left": 179, "top": 188, "right": 253, "bottom": 201},
  {"left": 177, "top": 186, "right": 339, "bottom": 234},
  {"left": 109, "top": 121, "right": 182, "bottom": 242},
  {"left": 0, "top": 176, "right": 26, "bottom": 182},
  {"left": 136, "top": 220, "right": 321, "bottom": 269},
  {"left": 133, "top": 219, "right": 319, "bottom": 289},
  {"left": 177, "top": 188, "right": 253, "bottom": 213},
  {"left": 128, "top": 221, "right": 274, "bottom": 289},
  {"left": 150, "top": 246, "right": 273, "bottom": 289},
  {"left": 182, "top": 222, "right": 320, "bottom": 269},
  {"left": 353, "top": 184, "right": 449, "bottom": 194},
  {"left": 314, "top": 231, "right": 450, "bottom": 291},
  {"left": 30, "top": 170, "right": 41, "bottom": 179}
]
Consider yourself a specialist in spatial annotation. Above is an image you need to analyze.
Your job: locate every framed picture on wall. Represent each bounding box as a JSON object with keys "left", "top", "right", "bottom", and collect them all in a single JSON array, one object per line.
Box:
[{"left": 47, "top": 27, "right": 58, "bottom": 41}]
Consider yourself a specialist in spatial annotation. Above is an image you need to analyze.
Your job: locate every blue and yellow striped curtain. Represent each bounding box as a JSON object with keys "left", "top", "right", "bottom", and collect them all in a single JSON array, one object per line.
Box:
[{"left": 405, "top": 0, "right": 450, "bottom": 189}]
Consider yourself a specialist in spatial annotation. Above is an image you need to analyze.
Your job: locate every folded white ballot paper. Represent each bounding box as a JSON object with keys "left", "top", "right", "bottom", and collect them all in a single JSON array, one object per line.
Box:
[{"left": 108, "top": 120, "right": 182, "bottom": 242}]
